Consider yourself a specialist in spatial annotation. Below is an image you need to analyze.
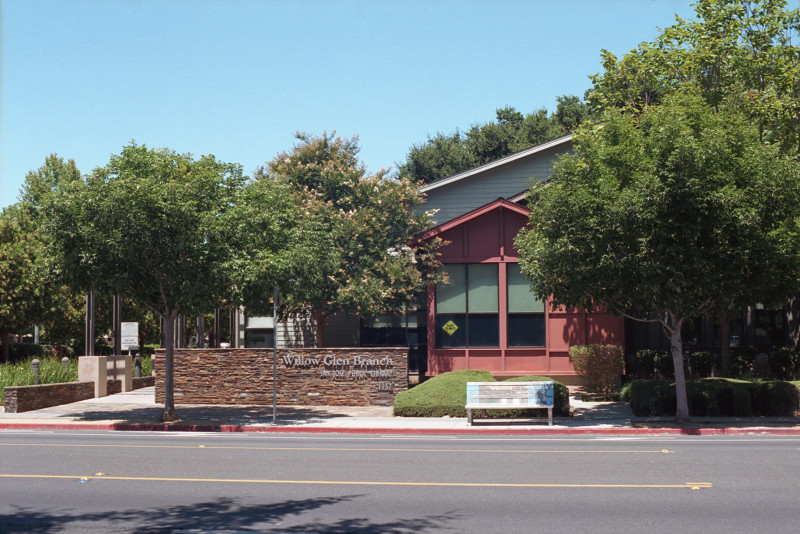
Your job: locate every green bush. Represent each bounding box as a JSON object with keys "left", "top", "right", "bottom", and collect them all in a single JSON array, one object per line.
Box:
[
  {"left": 686, "top": 351, "right": 717, "bottom": 379},
  {"left": 393, "top": 369, "right": 494, "bottom": 417},
  {"left": 628, "top": 377, "right": 799, "bottom": 417},
  {"left": 767, "top": 346, "right": 800, "bottom": 381},
  {"left": 393, "top": 370, "right": 570, "bottom": 418},
  {"left": 732, "top": 346, "right": 758, "bottom": 378},
  {"left": 569, "top": 344, "right": 624, "bottom": 399},
  {"left": 630, "top": 349, "right": 674, "bottom": 380}
]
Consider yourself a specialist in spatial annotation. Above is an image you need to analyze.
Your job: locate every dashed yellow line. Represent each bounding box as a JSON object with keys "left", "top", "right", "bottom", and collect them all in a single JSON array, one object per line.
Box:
[
  {"left": 0, "top": 443, "right": 674, "bottom": 454},
  {"left": 0, "top": 473, "right": 710, "bottom": 489}
]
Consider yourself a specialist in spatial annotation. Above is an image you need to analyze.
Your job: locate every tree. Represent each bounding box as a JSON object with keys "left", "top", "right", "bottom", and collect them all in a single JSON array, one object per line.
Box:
[
  {"left": 516, "top": 90, "right": 800, "bottom": 422},
  {"left": 589, "top": 0, "right": 800, "bottom": 155},
  {"left": 397, "top": 131, "right": 476, "bottom": 184},
  {"left": 588, "top": 0, "right": 800, "bottom": 374},
  {"left": 0, "top": 206, "right": 45, "bottom": 363},
  {"left": 256, "top": 132, "right": 441, "bottom": 346},
  {"left": 17, "top": 156, "right": 86, "bottom": 352},
  {"left": 41, "top": 143, "right": 245, "bottom": 421},
  {"left": 399, "top": 97, "right": 590, "bottom": 183}
]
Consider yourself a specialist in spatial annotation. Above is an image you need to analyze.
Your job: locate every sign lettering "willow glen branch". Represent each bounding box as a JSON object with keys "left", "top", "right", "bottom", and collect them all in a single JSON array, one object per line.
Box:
[
  {"left": 282, "top": 353, "right": 397, "bottom": 390},
  {"left": 282, "top": 354, "right": 395, "bottom": 368}
]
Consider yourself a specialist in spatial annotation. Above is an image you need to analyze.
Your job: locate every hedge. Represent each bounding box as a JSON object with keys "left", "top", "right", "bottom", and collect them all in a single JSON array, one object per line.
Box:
[{"left": 629, "top": 378, "right": 799, "bottom": 417}]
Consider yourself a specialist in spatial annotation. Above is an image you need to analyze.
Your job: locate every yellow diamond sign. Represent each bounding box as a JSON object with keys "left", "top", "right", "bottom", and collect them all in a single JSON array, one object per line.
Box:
[{"left": 442, "top": 320, "right": 459, "bottom": 336}]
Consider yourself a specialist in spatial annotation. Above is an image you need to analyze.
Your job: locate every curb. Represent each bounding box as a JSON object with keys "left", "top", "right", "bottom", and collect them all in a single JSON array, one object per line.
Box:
[{"left": 3, "top": 421, "right": 800, "bottom": 436}]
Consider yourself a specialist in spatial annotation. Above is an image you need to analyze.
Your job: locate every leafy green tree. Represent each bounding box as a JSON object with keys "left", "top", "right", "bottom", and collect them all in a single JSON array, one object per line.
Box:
[
  {"left": 516, "top": 90, "right": 800, "bottom": 421},
  {"left": 400, "top": 97, "right": 589, "bottom": 183},
  {"left": 257, "top": 132, "right": 441, "bottom": 346},
  {"left": 41, "top": 143, "right": 245, "bottom": 420},
  {"left": 17, "top": 156, "right": 86, "bottom": 351},
  {"left": 589, "top": 0, "right": 800, "bottom": 154},
  {"left": 0, "top": 206, "right": 44, "bottom": 363},
  {"left": 397, "top": 131, "right": 476, "bottom": 184}
]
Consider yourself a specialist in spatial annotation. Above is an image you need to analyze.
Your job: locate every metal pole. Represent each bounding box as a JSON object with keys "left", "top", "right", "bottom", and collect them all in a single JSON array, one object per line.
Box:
[
  {"left": 273, "top": 286, "right": 279, "bottom": 425},
  {"left": 112, "top": 295, "right": 122, "bottom": 356}
]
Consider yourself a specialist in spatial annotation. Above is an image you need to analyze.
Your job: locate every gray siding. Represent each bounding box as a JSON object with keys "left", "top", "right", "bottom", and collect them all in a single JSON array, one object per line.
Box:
[
  {"left": 275, "top": 310, "right": 360, "bottom": 348},
  {"left": 419, "top": 144, "right": 568, "bottom": 224}
]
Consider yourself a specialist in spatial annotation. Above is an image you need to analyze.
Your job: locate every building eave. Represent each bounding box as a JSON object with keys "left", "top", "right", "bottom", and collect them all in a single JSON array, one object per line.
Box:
[{"left": 419, "top": 134, "right": 573, "bottom": 193}]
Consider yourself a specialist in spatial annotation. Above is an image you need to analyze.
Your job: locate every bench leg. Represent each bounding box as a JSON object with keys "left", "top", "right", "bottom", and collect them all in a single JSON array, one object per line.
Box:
[
  {"left": 467, "top": 409, "right": 473, "bottom": 426},
  {"left": 548, "top": 407, "right": 553, "bottom": 426}
]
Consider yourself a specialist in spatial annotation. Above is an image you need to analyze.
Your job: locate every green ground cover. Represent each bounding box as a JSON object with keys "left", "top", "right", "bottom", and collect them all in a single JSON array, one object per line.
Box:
[{"left": 1, "top": 355, "right": 152, "bottom": 403}]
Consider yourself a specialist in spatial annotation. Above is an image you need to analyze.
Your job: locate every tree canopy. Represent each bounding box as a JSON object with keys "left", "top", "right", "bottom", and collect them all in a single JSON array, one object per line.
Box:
[
  {"left": 589, "top": 0, "right": 800, "bottom": 155},
  {"left": 254, "top": 132, "right": 442, "bottom": 346},
  {"left": 516, "top": 90, "right": 800, "bottom": 421},
  {"left": 399, "top": 96, "right": 590, "bottom": 183},
  {"left": 41, "top": 143, "right": 246, "bottom": 420}
]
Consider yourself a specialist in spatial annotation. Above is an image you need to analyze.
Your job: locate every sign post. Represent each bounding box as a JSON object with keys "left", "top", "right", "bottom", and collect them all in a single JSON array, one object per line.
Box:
[{"left": 273, "top": 286, "right": 279, "bottom": 425}]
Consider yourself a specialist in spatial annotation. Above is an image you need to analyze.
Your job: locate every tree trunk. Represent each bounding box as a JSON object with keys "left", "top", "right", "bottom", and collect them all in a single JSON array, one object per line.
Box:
[
  {"left": 664, "top": 312, "right": 690, "bottom": 423},
  {"left": 1, "top": 327, "right": 9, "bottom": 364},
  {"left": 718, "top": 310, "right": 731, "bottom": 377},
  {"left": 161, "top": 309, "right": 179, "bottom": 422},
  {"left": 787, "top": 295, "right": 800, "bottom": 348}
]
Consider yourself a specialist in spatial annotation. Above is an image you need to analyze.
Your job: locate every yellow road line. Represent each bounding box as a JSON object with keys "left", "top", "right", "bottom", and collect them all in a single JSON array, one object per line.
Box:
[
  {"left": 0, "top": 473, "right": 710, "bottom": 489},
  {"left": 0, "top": 443, "right": 674, "bottom": 454}
]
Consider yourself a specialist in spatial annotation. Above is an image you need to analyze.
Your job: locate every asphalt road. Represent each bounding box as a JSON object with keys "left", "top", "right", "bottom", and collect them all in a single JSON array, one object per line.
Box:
[{"left": 1, "top": 430, "right": 799, "bottom": 533}]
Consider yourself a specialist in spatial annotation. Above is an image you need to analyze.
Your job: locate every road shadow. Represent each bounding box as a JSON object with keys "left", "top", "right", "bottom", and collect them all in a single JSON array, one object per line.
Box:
[
  {"left": 1, "top": 495, "right": 461, "bottom": 533},
  {"left": 68, "top": 405, "right": 356, "bottom": 426}
]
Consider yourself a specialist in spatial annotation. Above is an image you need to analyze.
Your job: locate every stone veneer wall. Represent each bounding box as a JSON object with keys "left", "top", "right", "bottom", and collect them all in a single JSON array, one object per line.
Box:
[
  {"left": 154, "top": 348, "right": 408, "bottom": 406},
  {"left": 3, "top": 382, "right": 94, "bottom": 413}
]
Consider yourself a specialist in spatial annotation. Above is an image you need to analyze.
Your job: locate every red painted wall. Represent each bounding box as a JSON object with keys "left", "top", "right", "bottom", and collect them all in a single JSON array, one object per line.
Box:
[{"left": 424, "top": 201, "right": 625, "bottom": 377}]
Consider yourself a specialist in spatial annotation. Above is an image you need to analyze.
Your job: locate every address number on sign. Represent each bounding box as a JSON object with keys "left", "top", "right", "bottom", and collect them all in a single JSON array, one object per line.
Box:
[{"left": 378, "top": 381, "right": 393, "bottom": 391}]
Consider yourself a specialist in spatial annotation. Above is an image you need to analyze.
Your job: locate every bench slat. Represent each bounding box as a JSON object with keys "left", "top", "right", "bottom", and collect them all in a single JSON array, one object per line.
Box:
[{"left": 466, "top": 381, "right": 555, "bottom": 426}]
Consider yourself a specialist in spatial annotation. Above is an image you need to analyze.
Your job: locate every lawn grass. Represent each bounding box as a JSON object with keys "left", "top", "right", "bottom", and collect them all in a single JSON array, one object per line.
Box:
[{"left": 393, "top": 369, "right": 570, "bottom": 418}]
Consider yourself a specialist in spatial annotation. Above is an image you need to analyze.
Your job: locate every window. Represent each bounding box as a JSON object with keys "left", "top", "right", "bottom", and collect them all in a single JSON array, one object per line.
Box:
[
  {"left": 507, "top": 263, "right": 545, "bottom": 347},
  {"left": 435, "top": 264, "right": 499, "bottom": 348}
]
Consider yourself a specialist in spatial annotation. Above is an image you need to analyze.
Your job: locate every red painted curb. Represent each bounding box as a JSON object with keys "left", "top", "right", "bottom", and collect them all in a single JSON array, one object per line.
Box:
[{"left": 2, "top": 422, "right": 800, "bottom": 436}]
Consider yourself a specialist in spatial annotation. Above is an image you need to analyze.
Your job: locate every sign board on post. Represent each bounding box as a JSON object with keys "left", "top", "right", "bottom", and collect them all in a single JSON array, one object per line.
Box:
[{"left": 121, "top": 322, "right": 139, "bottom": 350}]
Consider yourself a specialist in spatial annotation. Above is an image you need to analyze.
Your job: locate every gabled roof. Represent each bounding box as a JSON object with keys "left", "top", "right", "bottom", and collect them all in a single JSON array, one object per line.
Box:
[
  {"left": 413, "top": 197, "right": 530, "bottom": 242},
  {"left": 419, "top": 133, "right": 573, "bottom": 193}
]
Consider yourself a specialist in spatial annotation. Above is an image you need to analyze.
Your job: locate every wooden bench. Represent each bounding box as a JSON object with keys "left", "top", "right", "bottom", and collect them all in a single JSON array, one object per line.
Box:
[{"left": 466, "top": 381, "right": 555, "bottom": 426}]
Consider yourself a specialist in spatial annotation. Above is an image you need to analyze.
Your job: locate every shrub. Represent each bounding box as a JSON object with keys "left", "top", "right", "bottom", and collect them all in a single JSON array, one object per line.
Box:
[
  {"left": 686, "top": 351, "right": 717, "bottom": 379},
  {"left": 393, "top": 370, "right": 570, "bottom": 418},
  {"left": 569, "top": 344, "right": 624, "bottom": 399},
  {"left": 731, "top": 346, "right": 758, "bottom": 378},
  {"left": 630, "top": 349, "right": 674, "bottom": 380},
  {"left": 628, "top": 377, "right": 799, "bottom": 417},
  {"left": 767, "top": 346, "right": 800, "bottom": 381},
  {"left": 393, "top": 370, "right": 494, "bottom": 417}
]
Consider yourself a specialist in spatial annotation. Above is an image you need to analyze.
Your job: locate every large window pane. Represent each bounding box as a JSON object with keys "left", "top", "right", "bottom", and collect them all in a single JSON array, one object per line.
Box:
[
  {"left": 468, "top": 314, "right": 499, "bottom": 346},
  {"left": 468, "top": 264, "right": 498, "bottom": 313},
  {"left": 507, "top": 263, "right": 544, "bottom": 313},
  {"left": 508, "top": 315, "right": 545, "bottom": 347},
  {"left": 436, "top": 264, "right": 466, "bottom": 313},
  {"left": 435, "top": 314, "right": 467, "bottom": 348}
]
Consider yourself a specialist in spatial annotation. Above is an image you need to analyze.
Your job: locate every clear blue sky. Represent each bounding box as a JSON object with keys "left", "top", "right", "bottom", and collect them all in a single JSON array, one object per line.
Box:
[{"left": 0, "top": 0, "right": 697, "bottom": 208}]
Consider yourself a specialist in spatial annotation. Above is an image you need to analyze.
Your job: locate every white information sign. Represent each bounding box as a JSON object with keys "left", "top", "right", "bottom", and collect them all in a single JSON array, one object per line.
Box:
[{"left": 121, "top": 322, "right": 139, "bottom": 350}]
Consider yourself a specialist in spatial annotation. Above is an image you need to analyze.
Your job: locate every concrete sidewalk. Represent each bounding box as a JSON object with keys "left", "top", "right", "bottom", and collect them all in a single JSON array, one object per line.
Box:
[{"left": 2, "top": 386, "right": 800, "bottom": 435}]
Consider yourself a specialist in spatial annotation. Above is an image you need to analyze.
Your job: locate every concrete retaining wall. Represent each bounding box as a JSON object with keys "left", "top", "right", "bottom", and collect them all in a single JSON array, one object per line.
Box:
[{"left": 154, "top": 347, "right": 408, "bottom": 406}]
